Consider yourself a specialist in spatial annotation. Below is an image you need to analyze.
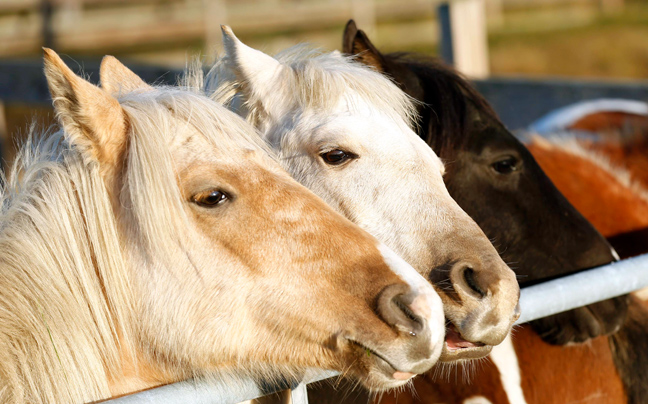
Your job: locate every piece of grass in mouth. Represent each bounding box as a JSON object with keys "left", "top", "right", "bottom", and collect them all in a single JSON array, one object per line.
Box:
[{"left": 366, "top": 348, "right": 371, "bottom": 357}]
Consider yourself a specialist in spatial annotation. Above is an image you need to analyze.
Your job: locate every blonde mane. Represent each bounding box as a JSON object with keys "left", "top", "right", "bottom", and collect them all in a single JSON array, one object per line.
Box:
[
  {"left": 0, "top": 129, "right": 132, "bottom": 403},
  {"left": 185, "top": 45, "right": 418, "bottom": 128},
  {"left": 0, "top": 86, "right": 272, "bottom": 403}
]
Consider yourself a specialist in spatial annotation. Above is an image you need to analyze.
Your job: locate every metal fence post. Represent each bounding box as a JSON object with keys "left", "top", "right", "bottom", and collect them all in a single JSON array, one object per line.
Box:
[{"left": 438, "top": 3, "right": 453, "bottom": 66}]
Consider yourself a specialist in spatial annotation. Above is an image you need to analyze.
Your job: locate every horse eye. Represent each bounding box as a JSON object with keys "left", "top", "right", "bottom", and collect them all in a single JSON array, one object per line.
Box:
[
  {"left": 192, "top": 190, "right": 229, "bottom": 207},
  {"left": 492, "top": 157, "right": 518, "bottom": 174},
  {"left": 321, "top": 149, "right": 356, "bottom": 165}
]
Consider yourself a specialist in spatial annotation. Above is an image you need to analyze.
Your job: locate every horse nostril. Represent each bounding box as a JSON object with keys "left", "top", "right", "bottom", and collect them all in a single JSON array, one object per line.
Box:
[
  {"left": 463, "top": 267, "right": 486, "bottom": 298},
  {"left": 377, "top": 284, "right": 424, "bottom": 335},
  {"left": 394, "top": 294, "right": 424, "bottom": 329}
]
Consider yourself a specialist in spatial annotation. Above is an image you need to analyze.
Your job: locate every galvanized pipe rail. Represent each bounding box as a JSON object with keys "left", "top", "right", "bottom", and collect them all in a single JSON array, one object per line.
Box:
[
  {"left": 516, "top": 252, "right": 648, "bottom": 324},
  {"left": 103, "top": 253, "right": 648, "bottom": 404}
]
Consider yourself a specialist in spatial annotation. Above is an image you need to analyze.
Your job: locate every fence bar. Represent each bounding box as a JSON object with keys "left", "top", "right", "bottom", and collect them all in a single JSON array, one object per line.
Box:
[
  {"left": 101, "top": 254, "right": 648, "bottom": 404},
  {"left": 516, "top": 253, "right": 648, "bottom": 324},
  {"left": 102, "top": 377, "right": 269, "bottom": 404},
  {"left": 102, "top": 371, "right": 338, "bottom": 404}
]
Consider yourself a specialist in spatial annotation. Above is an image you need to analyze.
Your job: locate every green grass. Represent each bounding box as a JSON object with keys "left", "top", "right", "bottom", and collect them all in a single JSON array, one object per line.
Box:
[{"left": 488, "top": 3, "right": 648, "bottom": 79}]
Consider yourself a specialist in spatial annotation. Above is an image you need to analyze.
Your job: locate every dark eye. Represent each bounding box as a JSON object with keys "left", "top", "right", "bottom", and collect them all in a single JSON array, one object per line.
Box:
[
  {"left": 192, "top": 190, "right": 230, "bottom": 207},
  {"left": 491, "top": 157, "right": 518, "bottom": 174},
  {"left": 320, "top": 149, "right": 356, "bottom": 165}
]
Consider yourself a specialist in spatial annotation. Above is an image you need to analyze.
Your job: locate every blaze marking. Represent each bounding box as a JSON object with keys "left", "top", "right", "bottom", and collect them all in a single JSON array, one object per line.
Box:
[{"left": 489, "top": 333, "right": 528, "bottom": 404}]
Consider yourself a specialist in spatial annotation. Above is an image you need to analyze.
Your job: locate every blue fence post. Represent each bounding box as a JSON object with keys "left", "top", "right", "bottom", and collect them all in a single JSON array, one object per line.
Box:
[{"left": 438, "top": 3, "right": 454, "bottom": 66}]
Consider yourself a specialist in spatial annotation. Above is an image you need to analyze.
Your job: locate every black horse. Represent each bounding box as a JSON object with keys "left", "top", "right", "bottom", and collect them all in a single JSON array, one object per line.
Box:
[
  {"left": 342, "top": 20, "right": 625, "bottom": 347},
  {"left": 311, "top": 20, "right": 645, "bottom": 404}
]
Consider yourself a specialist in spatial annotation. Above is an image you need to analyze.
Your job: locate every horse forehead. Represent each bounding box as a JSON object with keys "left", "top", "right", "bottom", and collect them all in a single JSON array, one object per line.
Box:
[
  {"left": 311, "top": 103, "right": 414, "bottom": 148},
  {"left": 313, "top": 115, "right": 444, "bottom": 173},
  {"left": 291, "top": 93, "right": 445, "bottom": 171},
  {"left": 168, "top": 129, "right": 261, "bottom": 168}
]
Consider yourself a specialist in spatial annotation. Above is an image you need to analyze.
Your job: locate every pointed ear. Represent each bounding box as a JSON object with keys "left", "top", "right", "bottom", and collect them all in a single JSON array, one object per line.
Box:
[
  {"left": 220, "top": 25, "right": 295, "bottom": 120},
  {"left": 342, "top": 20, "right": 359, "bottom": 55},
  {"left": 100, "top": 55, "right": 151, "bottom": 96},
  {"left": 44, "top": 48, "right": 128, "bottom": 171},
  {"left": 343, "top": 25, "right": 386, "bottom": 72}
]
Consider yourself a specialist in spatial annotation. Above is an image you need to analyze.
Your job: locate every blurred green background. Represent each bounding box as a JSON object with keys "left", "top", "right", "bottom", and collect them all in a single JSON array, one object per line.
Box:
[
  {"left": 1, "top": 0, "right": 646, "bottom": 78},
  {"left": 0, "top": 0, "right": 647, "bottom": 167}
]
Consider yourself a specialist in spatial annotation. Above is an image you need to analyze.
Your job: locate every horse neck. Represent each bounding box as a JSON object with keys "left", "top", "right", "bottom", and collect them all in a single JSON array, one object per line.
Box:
[
  {"left": 580, "top": 132, "right": 648, "bottom": 192},
  {"left": 0, "top": 149, "right": 135, "bottom": 403}
]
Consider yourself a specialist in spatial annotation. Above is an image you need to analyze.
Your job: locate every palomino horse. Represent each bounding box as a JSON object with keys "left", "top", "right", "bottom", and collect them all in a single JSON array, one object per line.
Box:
[
  {"left": 188, "top": 27, "right": 521, "bottom": 364},
  {"left": 319, "top": 21, "right": 636, "bottom": 404},
  {"left": 0, "top": 49, "right": 447, "bottom": 403}
]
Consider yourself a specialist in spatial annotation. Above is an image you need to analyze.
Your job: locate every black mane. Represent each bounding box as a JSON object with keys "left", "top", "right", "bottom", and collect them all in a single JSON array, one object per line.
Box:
[{"left": 386, "top": 52, "right": 499, "bottom": 150}]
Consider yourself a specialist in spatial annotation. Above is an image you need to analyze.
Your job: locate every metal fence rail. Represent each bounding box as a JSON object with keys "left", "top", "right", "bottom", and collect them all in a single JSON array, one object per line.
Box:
[
  {"left": 103, "top": 252, "right": 648, "bottom": 404},
  {"left": 102, "top": 370, "right": 338, "bottom": 404},
  {"left": 516, "top": 252, "right": 648, "bottom": 324}
]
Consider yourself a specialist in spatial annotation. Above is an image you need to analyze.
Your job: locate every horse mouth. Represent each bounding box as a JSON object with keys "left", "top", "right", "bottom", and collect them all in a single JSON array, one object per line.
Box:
[
  {"left": 348, "top": 340, "right": 417, "bottom": 386},
  {"left": 440, "top": 323, "right": 492, "bottom": 361}
]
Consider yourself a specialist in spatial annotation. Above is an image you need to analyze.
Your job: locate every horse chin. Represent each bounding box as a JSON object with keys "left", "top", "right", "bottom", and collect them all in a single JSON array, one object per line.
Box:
[
  {"left": 438, "top": 323, "right": 493, "bottom": 362},
  {"left": 345, "top": 342, "right": 419, "bottom": 391}
]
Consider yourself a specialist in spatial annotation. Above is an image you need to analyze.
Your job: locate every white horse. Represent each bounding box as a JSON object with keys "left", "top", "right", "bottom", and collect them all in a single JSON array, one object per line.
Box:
[
  {"left": 180, "top": 27, "right": 520, "bottom": 362},
  {"left": 0, "top": 50, "right": 445, "bottom": 403}
]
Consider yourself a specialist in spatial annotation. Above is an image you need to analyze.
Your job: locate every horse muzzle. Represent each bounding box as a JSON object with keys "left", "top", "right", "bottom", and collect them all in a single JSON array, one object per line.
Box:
[{"left": 342, "top": 281, "right": 446, "bottom": 390}]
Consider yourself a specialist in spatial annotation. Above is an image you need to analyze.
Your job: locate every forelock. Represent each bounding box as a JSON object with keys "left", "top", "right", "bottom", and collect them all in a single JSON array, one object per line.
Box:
[
  {"left": 275, "top": 45, "right": 418, "bottom": 124},
  {"left": 120, "top": 87, "right": 272, "bottom": 257}
]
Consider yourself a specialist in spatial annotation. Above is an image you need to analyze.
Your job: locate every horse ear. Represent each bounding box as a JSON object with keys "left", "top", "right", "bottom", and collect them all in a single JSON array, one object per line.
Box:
[
  {"left": 342, "top": 20, "right": 359, "bottom": 55},
  {"left": 43, "top": 48, "right": 127, "bottom": 169},
  {"left": 100, "top": 55, "right": 151, "bottom": 96},
  {"left": 221, "top": 25, "right": 294, "bottom": 120},
  {"left": 342, "top": 23, "right": 386, "bottom": 72}
]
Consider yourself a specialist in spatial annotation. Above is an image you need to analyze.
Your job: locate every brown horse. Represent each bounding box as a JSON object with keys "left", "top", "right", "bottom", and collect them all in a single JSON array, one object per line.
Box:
[
  {"left": 530, "top": 100, "right": 648, "bottom": 259},
  {"left": 530, "top": 99, "right": 648, "bottom": 198},
  {"left": 527, "top": 135, "right": 648, "bottom": 241},
  {"left": 0, "top": 50, "right": 447, "bottom": 403}
]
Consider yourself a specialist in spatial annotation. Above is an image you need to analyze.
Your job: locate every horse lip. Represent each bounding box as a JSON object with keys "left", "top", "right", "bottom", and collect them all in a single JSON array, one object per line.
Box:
[
  {"left": 347, "top": 339, "right": 417, "bottom": 380},
  {"left": 439, "top": 343, "right": 493, "bottom": 361},
  {"left": 438, "top": 323, "right": 492, "bottom": 362}
]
